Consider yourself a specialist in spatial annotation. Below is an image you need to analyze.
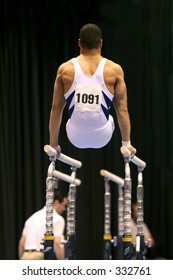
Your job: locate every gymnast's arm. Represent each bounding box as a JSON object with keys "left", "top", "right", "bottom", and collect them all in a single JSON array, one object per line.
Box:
[
  {"left": 49, "top": 66, "right": 66, "bottom": 149},
  {"left": 113, "top": 65, "right": 136, "bottom": 154}
]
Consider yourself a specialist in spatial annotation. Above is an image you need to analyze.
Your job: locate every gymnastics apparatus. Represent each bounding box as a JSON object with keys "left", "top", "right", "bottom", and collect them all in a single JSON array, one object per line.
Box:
[
  {"left": 43, "top": 143, "right": 149, "bottom": 260},
  {"left": 44, "top": 145, "right": 82, "bottom": 260},
  {"left": 100, "top": 169, "right": 124, "bottom": 260},
  {"left": 100, "top": 146, "right": 150, "bottom": 260}
]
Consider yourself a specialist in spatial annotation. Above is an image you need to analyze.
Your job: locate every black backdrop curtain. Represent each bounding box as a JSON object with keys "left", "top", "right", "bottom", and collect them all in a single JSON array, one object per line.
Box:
[{"left": 0, "top": 0, "right": 173, "bottom": 259}]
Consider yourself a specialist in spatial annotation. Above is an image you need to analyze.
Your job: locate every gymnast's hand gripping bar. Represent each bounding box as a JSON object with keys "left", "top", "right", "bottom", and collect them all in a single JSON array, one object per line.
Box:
[
  {"left": 44, "top": 145, "right": 82, "bottom": 168},
  {"left": 120, "top": 146, "right": 146, "bottom": 169}
]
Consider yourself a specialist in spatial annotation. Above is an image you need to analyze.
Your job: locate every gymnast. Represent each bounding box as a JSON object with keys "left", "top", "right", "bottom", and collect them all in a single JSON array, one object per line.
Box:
[{"left": 49, "top": 23, "right": 136, "bottom": 155}]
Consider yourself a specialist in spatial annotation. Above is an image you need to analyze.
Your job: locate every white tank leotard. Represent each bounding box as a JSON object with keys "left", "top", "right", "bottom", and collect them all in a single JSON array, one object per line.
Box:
[{"left": 65, "top": 57, "right": 115, "bottom": 148}]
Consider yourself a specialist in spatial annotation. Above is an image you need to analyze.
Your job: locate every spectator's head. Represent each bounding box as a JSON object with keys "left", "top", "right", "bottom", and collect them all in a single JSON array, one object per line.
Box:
[{"left": 53, "top": 190, "right": 67, "bottom": 215}]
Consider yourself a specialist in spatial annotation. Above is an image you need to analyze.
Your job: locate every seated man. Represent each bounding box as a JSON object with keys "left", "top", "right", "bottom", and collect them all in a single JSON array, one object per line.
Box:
[{"left": 18, "top": 190, "right": 67, "bottom": 260}]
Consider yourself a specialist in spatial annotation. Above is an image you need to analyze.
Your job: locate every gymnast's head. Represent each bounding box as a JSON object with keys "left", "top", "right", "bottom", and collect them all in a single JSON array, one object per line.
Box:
[{"left": 78, "top": 23, "right": 103, "bottom": 50}]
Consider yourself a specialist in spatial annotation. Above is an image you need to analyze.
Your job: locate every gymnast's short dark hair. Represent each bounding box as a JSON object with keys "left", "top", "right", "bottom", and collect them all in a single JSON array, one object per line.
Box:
[{"left": 79, "top": 23, "right": 102, "bottom": 50}]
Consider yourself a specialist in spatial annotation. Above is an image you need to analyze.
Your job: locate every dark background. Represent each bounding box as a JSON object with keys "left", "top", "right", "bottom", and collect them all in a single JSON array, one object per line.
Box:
[{"left": 0, "top": 0, "right": 173, "bottom": 260}]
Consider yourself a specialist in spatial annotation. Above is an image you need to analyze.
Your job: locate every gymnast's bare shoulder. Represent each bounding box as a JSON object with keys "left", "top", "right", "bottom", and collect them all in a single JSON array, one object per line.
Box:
[
  {"left": 56, "top": 60, "right": 75, "bottom": 93},
  {"left": 103, "top": 59, "right": 125, "bottom": 95}
]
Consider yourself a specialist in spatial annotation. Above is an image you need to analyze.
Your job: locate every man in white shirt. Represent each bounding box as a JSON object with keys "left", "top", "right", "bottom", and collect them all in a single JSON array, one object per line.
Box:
[{"left": 18, "top": 190, "right": 67, "bottom": 260}]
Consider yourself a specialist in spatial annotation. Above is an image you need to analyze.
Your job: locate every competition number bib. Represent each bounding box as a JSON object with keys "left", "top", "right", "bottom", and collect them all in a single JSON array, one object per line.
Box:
[{"left": 74, "top": 84, "right": 101, "bottom": 112}]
